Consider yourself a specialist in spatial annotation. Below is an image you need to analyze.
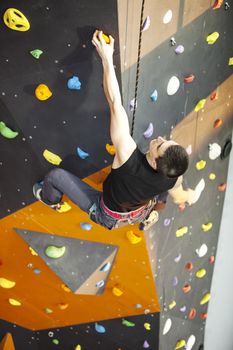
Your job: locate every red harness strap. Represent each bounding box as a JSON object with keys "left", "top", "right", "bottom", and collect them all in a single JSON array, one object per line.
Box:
[{"left": 100, "top": 197, "right": 147, "bottom": 219}]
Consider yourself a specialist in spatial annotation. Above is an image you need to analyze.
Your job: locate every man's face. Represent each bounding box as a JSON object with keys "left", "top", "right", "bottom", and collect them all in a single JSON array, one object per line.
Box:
[{"left": 148, "top": 136, "right": 178, "bottom": 168}]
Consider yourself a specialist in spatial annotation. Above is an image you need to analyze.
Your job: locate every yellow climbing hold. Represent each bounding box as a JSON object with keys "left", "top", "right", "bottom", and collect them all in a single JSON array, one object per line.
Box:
[
  {"left": 29, "top": 246, "right": 38, "bottom": 256},
  {"left": 196, "top": 160, "right": 206, "bottom": 170},
  {"left": 196, "top": 269, "right": 206, "bottom": 278},
  {"left": 35, "top": 84, "right": 52, "bottom": 101},
  {"left": 144, "top": 323, "right": 151, "bottom": 330},
  {"left": 175, "top": 339, "right": 186, "bottom": 349},
  {"left": 75, "top": 345, "right": 81, "bottom": 350},
  {"left": 3, "top": 8, "right": 30, "bottom": 31},
  {"left": 176, "top": 226, "right": 188, "bottom": 238},
  {"left": 202, "top": 222, "right": 213, "bottom": 232},
  {"left": 9, "top": 298, "right": 21, "bottom": 306},
  {"left": 206, "top": 32, "right": 219, "bottom": 45},
  {"left": 58, "top": 303, "right": 69, "bottom": 310},
  {"left": 112, "top": 287, "right": 123, "bottom": 297},
  {"left": 126, "top": 230, "right": 142, "bottom": 244},
  {"left": 195, "top": 99, "right": 206, "bottom": 112},
  {"left": 0, "top": 278, "right": 16, "bottom": 289},
  {"left": 200, "top": 292, "right": 211, "bottom": 305},
  {"left": 61, "top": 284, "right": 71, "bottom": 292},
  {"left": 106, "top": 143, "right": 116, "bottom": 156},
  {"left": 102, "top": 33, "right": 110, "bottom": 44},
  {"left": 228, "top": 57, "right": 233, "bottom": 66},
  {"left": 56, "top": 202, "right": 72, "bottom": 213},
  {"left": 169, "top": 300, "right": 176, "bottom": 310},
  {"left": 209, "top": 173, "right": 216, "bottom": 180},
  {"left": 45, "top": 308, "right": 53, "bottom": 314},
  {"left": 43, "top": 149, "right": 62, "bottom": 165}
]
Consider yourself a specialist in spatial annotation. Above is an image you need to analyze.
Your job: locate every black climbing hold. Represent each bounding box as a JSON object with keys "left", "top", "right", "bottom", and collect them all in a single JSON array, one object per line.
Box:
[{"left": 220, "top": 139, "right": 232, "bottom": 159}]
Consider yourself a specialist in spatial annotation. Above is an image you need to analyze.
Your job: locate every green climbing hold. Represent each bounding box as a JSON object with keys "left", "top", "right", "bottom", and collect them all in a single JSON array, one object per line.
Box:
[
  {"left": 52, "top": 339, "right": 59, "bottom": 345},
  {"left": 0, "top": 121, "right": 18, "bottom": 139},
  {"left": 122, "top": 319, "right": 135, "bottom": 327},
  {"left": 45, "top": 245, "right": 66, "bottom": 259},
  {"left": 30, "top": 49, "right": 43, "bottom": 59}
]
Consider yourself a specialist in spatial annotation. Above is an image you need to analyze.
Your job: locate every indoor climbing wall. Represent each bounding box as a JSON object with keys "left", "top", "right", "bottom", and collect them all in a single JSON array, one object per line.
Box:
[
  {"left": 0, "top": 1, "right": 233, "bottom": 350},
  {"left": 118, "top": 0, "right": 233, "bottom": 349},
  {"left": 0, "top": 1, "right": 160, "bottom": 349}
]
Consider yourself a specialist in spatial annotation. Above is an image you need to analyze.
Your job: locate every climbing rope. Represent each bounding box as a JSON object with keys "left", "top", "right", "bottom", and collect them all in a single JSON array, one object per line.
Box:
[{"left": 130, "top": 0, "right": 146, "bottom": 137}]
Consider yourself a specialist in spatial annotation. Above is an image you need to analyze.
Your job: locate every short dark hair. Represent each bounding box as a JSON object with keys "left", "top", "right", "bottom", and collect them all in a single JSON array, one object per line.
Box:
[{"left": 156, "top": 145, "right": 189, "bottom": 178}]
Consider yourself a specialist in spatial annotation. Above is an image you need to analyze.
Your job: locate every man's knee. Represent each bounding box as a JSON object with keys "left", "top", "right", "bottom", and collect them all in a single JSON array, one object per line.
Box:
[{"left": 45, "top": 168, "right": 69, "bottom": 182}]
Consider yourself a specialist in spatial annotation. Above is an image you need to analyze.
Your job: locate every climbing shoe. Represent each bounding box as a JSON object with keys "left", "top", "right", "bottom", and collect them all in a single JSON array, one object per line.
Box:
[
  {"left": 33, "top": 182, "right": 62, "bottom": 211},
  {"left": 139, "top": 210, "right": 159, "bottom": 231}
]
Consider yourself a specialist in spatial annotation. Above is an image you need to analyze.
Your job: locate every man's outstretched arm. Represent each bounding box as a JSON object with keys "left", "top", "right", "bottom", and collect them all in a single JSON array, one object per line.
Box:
[
  {"left": 168, "top": 177, "right": 205, "bottom": 206},
  {"left": 92, "top": 30, "right": 136, "bottom": 165}
]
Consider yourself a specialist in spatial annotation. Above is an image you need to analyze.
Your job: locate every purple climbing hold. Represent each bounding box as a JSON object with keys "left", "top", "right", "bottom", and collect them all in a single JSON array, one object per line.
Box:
[
  {"left": 172, "top": 276, "right": 178, "bottom": 286},
  {"left": 143, "top": 340, "right": 150, "bottom": 348},
  {"left": 164, "top": 218, "right": 171, "bottom": 226},
  {"left": 180, "top": 305, "right": 186, "bottom": 312},
  {"left": 142, "top": 16, "right": 151, "bottom": 31},
  {"left": 174, "top": 253, "right": 182, "bottom": 262},
  {"left": 175, "top": 45, "right": 184, "bottom": 54}
]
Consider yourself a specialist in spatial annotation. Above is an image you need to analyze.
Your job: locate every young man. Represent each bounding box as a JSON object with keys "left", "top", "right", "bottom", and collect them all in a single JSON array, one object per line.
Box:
[{"left": 33, "top": 31, "right": 203, "bottom": 230}]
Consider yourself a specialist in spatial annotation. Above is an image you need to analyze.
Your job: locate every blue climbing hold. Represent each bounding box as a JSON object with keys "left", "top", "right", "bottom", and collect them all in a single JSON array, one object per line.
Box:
[
  {"left": 67, "top": 76, "right": 81, "bottom": 90},
  {"left": 95, "top": 323, "right": 106, "bottom": 333},
  {"left": 80, "top": 222, "right": 92, "bottom": 231},
  {"left": 77, "top": 147, "right": 89, "bottom": 159},
  {"left": 150, "top": 89, "right": 158, "bottom": 102}
]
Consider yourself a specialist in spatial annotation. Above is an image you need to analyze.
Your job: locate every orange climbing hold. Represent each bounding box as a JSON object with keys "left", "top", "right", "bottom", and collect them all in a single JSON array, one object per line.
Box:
[
  {"left": 212, "top": 0, "right": 224, "bottom": 9},
  {"left": 185, "top": 262, "right": 193, "bottom": 271},
  {"left": 200, "top": 312, "right": 208, "bottom": 319},
  {"left": 184, "top": 74, "right": 195, "bottom": 83},
  {"left": 210, "top": 91, "right": 218, "bottom": 101},
  {"left": 218, "top": 183, "right": 226, "bottom": 192},
  {"left": 182, "top": 283, "right": 191, "bottom": 293},
  {"left": 209, "top": 255, "right": 215, "bottom": 264},
  {"left": 214, "top": 118, "right": 222, "bottom": 128},
  {"left": 188, "top": 308, "right": 197, "bottom": 320}
]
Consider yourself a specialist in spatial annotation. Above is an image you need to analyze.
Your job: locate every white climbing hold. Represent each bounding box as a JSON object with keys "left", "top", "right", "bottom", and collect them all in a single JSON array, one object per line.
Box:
[
  {"left": 130, "top": 98, "right": 137, "bottom": 111},
  {"left": 208, "top": 143, "right": 222, "bottom": 160},
  {"left": 186, "top": 144, "right": 192, "bottom": 155},
  {"left": 163, "top": 318, "right": 172, "bottom": 335},
  {"left": 167, "top": 76, "right": 180, "bottom": 95},
  {"left": 191, "top": 179, "right": 205, "bottom": 204},
  {"left": 163, "top": 10, "right": 173, "bottom": 24},
  {"left": 186, "top": 335, "right": 196, "bottom": 350},
  {"left": 196, "top": 244, "right": 208, "bottom": 257}
]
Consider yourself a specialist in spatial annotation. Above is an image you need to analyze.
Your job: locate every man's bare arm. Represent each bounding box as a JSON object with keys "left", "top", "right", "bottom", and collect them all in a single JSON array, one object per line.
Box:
[
  {"left": 92, "top": 31, "right": 136, "bottom": 163},
  {"left": 168, "top": 177, "right": 205, "bottom": 205}
]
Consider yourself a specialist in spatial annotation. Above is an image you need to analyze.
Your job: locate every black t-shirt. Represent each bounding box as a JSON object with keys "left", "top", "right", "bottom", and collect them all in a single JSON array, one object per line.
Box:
[{"left": 103, "top": 147, "right": 177, "bottom": 212}]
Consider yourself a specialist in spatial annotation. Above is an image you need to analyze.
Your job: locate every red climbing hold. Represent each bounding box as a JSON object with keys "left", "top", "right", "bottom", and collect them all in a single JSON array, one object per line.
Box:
[
  {"left": 212, "top": 0, "right": 224, "bottom": 9},
  {"left": 200, "top": 313, "right": 208, "bottom": 319},
  {"left": 209, "top": 255, "right": 215, "bottom": 264},
  {"left": 214, "top": 118, "right": 222, "bottom": 128}
]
